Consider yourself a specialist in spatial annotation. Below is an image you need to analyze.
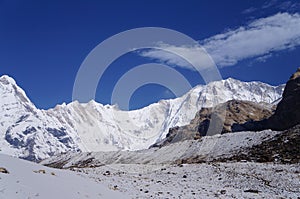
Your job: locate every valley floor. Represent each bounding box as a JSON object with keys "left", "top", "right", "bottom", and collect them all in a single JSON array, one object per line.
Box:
[
  {"left": 73, "top": 162, "right": 300, "bottom": 199},
  {"left": 1, "top": 154, "right": 299, "bottom": 198},
  {"left": 2, "top": 127, "right": 300, "bottom": 199}
]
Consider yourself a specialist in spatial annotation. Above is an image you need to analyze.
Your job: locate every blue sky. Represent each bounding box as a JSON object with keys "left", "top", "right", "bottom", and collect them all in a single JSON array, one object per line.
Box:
[{"left": 1, "top": 0, "right": 300, "bottom": 110}]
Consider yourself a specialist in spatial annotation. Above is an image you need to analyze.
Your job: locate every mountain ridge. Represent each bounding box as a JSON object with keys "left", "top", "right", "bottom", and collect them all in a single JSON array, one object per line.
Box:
[{"left": 0, "top": 74, "right": 285, "bottom": 161}]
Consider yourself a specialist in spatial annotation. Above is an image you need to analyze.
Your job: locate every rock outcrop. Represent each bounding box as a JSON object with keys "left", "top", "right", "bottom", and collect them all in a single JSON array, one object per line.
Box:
[
  {"left": 268, "top": 68, "right": 300, "bottom": 130},
  {"left": 152, "top": 100, "right": 274, "bottom": 147},
  {"left": 235, "top": 68, "right": 300, "bottom": 131}
]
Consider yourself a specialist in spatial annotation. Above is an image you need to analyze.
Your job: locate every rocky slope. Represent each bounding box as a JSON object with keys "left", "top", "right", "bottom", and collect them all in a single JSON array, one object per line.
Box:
[
  {"left": 218, "top": 125, "right": 300, "bottom": 164},
  {"left": 0, "top": 75, "right": 284, "bottom": 161},
  {"left": 153, "top": 100, "right": 274, "bottom": 147}
]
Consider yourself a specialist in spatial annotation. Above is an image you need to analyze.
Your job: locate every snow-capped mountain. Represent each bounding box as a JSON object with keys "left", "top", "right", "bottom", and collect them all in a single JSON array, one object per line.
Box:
[
  {"left": 0, "top": 75, "right": 81, "bottom": 161},
  {"left": 0, "top": 75, "right": 285, "bottom": 161}
]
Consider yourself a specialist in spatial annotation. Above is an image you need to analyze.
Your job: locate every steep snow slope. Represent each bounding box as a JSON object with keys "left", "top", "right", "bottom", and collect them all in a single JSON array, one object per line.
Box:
[
  {"left": 0, "top": 154, "right": 128, "bottom": 199},
  {"left": 0, "top": 75, "right": 285, "bottom": 160},
  {"left": 0, "top": 75, "right": 81, "bottom": 161}
]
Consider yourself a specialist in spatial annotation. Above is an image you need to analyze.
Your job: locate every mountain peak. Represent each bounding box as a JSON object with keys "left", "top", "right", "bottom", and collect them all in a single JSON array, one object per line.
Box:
[
  {"left": 0, "top": 74, "right": 33, "bottom": 107},
  {"left": 0, "top": 75, "right": 17, "bottom": 86},
  {"left": 223, "top": 77, "right": 239, "bottom": 82}
]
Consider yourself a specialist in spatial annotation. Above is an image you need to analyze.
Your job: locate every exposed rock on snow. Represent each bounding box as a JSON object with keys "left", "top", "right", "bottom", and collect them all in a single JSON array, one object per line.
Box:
[
  {"left": 0, "top": 167, "right": 9, "bottom": 174},
  {"left": 153, "top": 100, "right": 274, "bottom": 147}
]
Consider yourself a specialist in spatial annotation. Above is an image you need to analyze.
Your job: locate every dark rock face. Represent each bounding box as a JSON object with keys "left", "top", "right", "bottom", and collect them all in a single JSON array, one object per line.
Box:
[
  {"left": 268, "top": 68, "right": 300, "bottom": 130},
  {"left": 152, "top": 100, "right": 273, "bottom": 147},
  {"left": 235, "top": 68, "right": 300, "bottom": 131}
]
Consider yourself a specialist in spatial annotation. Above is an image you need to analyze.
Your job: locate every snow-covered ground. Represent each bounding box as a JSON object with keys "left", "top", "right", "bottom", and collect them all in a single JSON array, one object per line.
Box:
[
  {"left": 0, "top": 154, "right": 128, "bottom": 199},
  {"left": 2, "top": 153, "right": 299, "bottom": 199},
  {"left": 65, "top": 162, "right": 300, "bottom": 199}
]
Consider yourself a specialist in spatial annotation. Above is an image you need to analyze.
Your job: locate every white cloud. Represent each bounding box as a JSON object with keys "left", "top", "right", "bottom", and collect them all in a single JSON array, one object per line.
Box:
[
  {"left": 203, "top": 12, "right": 300, "bottom": 67},
  {"left": 139, "top": 12, "right": 300, "bottom": 69},
  {"left": 139, "top": 45, "right": 211, "bottom": 71}
]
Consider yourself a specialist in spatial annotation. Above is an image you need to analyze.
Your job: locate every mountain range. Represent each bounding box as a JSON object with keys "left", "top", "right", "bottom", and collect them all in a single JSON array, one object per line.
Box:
[{"left": 0, "top": 75, "right": 285, "bottom": 161}]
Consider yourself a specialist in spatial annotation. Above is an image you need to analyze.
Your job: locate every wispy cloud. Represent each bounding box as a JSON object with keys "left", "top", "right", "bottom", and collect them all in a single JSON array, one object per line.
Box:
[
  {"left": 242, "top": 0, "right": 300, "bottom": 15},
  {"left": 278, "top": 1, "right": 300, "bottom": 12},
  {"left": 241, "top": 7, "right": 257, "bottom": 14},
  {"left": 262, "top": 0, "right": 278, "bottom": 9},
  {"left": 139, "top": 12, "right": 300, "bottom": 69},
  {"left": 139, "top": 45, "right": 208, "bottom": 71}
]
